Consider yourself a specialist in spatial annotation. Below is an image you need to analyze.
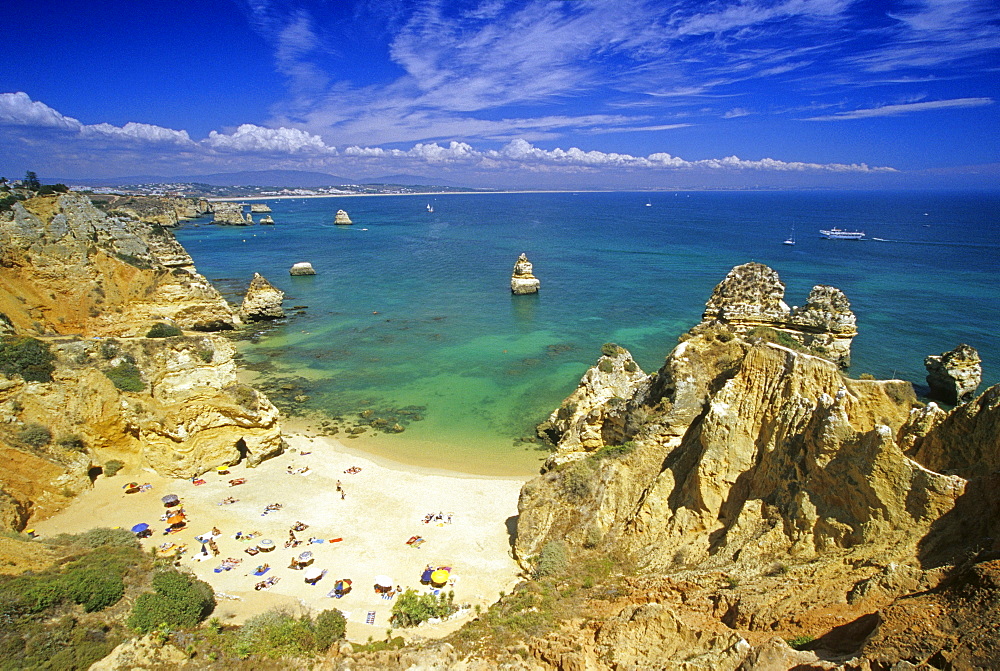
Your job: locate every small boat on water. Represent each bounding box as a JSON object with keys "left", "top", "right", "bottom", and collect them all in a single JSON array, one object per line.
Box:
[
  {"left": 819, "top": 227, "right": 865, "bottom": 240},
  {"left": 426, "top": 203, "right": 434, "bottom": 213}
]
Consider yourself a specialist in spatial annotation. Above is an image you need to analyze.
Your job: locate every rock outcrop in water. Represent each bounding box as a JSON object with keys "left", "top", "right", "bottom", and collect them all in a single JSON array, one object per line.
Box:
[
  {"left": 290, "top": 262, "right": 316, "bottom": 276},
  {"left": 250, "top": 203, "right": 272, "bottom": 213},
  {"left": 703, "top": 262, "right": 857, "bottom": 366},
  {"left": 0, "top": 193, "right": 282, "bottom": 529},
  {"left": 240, "top": 273, "right": 285, "bottom": 321},
  {"left": 212, "top": 202, "right": 251, "bottom": 225},
  {"left": 511, "top": 252, "right": 541, "bottom": 295},
  {"left": 334, "top": 209, "right": 353, "bottom": 225},
  {"left": 925, "top": 343, "right": 981, "bottom": 405}
]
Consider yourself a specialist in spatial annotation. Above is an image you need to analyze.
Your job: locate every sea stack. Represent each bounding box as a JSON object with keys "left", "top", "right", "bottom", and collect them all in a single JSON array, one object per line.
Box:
[
  {"left": 510, "top": 253, "right": 540, "bottom": 295},
  {"left": 212, "top": 202, "right": 250, "bottom": 225},
  {"left": 240, "top": 273, "right": 285, "bottom": 321},
  {"left": 925, "top": 343, "right": 981, "bottom": 405},
  {"left": 260, "top": 215, "right": 274, "bottom": 225},
  {"left": 250, "top": 203, "right": 272, "bottom": 213},
  {"left": 289, "top": 262, "right": 316, "bottom": 276},
  {"left": 334, "top": 209, "right": 353, "bottom": 225}
]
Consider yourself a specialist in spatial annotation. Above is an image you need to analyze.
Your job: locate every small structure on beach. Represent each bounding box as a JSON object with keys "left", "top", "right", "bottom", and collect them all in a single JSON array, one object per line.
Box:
[
  {"left": 510, "top": 253, "right": 541, "bottom": 295},
  {"left": 334, "top": 209, "right": 353, "bottom": 225},
  {"left": 290, "top": 262, "right": 317, "bottom": 276}
]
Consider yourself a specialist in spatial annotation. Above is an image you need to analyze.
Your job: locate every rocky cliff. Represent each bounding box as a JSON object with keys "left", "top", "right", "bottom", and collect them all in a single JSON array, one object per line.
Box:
[
  {"left": 504, "top": 262, "right": 999, "bottom": 669},
  {"left": 0, "top": 193, "right": 282, "bottom": 530},
  {"left": 0, "top": 193, "right": 239, "bottom": 336},
  {"left": 90, "top": 194, "right": 210, "bottom": 226}
]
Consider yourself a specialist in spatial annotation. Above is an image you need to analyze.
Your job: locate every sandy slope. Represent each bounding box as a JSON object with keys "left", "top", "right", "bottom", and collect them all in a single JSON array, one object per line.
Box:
[{"left": 30, "top": 432, "right": 527, "bottom": 642}]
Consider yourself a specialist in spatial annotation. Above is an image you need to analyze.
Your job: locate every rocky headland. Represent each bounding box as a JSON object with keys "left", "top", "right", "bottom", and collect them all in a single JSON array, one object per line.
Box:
[
  {"left": 0, "top": 193, "right": 281, "bottom": 528},
  {"left": 89, "top": 194, "right": 211, "bottom": 227}
]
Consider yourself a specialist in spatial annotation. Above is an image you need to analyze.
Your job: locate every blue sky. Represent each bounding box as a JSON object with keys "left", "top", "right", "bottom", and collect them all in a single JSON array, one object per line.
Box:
[{"left": 1, "top": 0, "right": 997, "bottom": 188}]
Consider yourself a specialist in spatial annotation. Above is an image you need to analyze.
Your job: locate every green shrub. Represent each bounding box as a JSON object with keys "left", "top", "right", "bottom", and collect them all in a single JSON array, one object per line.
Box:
[
  {"left": 103, "top": 460, "right": 125, "bottom": 478},
  {"left": 146, "top": 323, "right": 183, "bottom": 338},
  {"left": 535, "top": 540, "right": 568, "bottom": 578},
  {"left": 231, "top": 609, "right": 339, "bottom": 658},
  {"left": 859, "top": 373, "right": 876, "bottom": 380},
  {"left": 597, "top": 359, "right": 614, "bottom": 373},
  {"left": 592, "top": 441, "right": 635, "bottom": 460},
  {"left": 57, "top": 433, "right": 87, "bottom": 452},
  {"left": 66, "top": 570, "right": 125, "bottom": 612},
  {"left": 390, "top": 589, "right": 457, "bottom": 627},
  {"left": 0, "top": 335, "right": 56, "bottom": 382},
  {"left": 18, "top": 422, "right": 52, "bottom": 448},
  {"left": 314, "top": 609, "right": 347, "bottom": 650},
  {"left": 600, "top": 343, "right": 623, "bottom": 357},
  {"left": 787, "top": 634, "right": 815, "bottom": 650},
  {"left": 105, "top": 361, "right": 144, "bottom": 391},
  {"left": 127, "top": 570, "right": 215, "bottom": 633},
  {"left": 560, "top": 459, "right": 593, "bottom": 501}
]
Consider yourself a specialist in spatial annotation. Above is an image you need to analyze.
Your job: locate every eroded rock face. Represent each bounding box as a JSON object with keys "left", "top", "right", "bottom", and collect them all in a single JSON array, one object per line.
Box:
[
  {"left": 511, "top": 253, "right": 541, "bottom": 294},
  {"left": 702, "top": 262, "right": 857, "bottom": 366},
  {"left": 0, "top": 194, "right": 239, "bottom": 336},
  {"left": 89, "top": 195, "right": 210, "bottom": 226},
  {"left": 240, "top": 273, "right": 285, "bottom": 321},
  {"left": 925, "top": 343, "right": 982, "bottom": 405},
  {"left": 536, "top": 345, "right": 646, "bottom": 462},
  {"left": 334, "top": 209, "right": 353, "bottom": 225},
  {"left": 515, "top": 261, "right": 1000, "bottom": 669}
]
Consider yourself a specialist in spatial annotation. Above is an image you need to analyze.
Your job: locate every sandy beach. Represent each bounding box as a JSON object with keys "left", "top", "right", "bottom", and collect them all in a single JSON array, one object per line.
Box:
[{"left": 31, "top": 433, "right": 528, "bottom": 642}]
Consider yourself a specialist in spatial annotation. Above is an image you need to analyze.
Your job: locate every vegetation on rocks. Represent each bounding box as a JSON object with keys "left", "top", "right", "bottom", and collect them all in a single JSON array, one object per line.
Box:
[
  {"left": 390, "top": 588, "right": 458, "bottom": 627},
  {"left": 231, "top": 608, "right": 346, "bottom": 658},
  {"left": 104, "top": 361, "right": 145, "bottom": 391},
  {"left": 127, "top": 569, "right": 216, "bottom": 634},
  {"left": 145, "top": 322, "right": 183, "bottom": 338},
  {"left": 0, "top": 335, "right": 56, "bottom": 383}
]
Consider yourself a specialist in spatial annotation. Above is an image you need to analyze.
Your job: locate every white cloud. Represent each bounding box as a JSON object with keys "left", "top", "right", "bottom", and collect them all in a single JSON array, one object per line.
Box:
[
  {"left": 723, "top": 108, "right": 753, "bottom": 118},
  {"left": 0, "top": 91, "right": 83, "bottom": 130},
  {"left": 806, "top": 97, "right": 993, "bottom": 120},
  {"left": 82, "top": 122, "right": 194, "bottom": 145},
  {"left": 204, "top": 124, "right": 336, "bottom": 154},
  {"left": 340, "top": 138, "right": 894, "bottom": 174}
]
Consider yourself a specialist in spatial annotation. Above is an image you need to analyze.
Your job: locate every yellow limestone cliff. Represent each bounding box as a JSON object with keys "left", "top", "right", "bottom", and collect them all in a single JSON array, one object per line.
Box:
[{"left": 0, "top": 194, "right": 282, "bottom": 529}]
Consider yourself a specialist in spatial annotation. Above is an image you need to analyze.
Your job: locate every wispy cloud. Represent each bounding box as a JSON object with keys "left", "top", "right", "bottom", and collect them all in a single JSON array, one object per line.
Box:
[{"left": 805, "top": 97, "right": 993, "bottom": 120}]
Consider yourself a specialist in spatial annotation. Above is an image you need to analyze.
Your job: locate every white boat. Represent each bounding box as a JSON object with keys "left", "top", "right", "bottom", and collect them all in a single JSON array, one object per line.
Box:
[
  {"left": 645, "top": 199, "right": 651, "bottom": 207},
  {"left": 819, "top": 227, "right": 865, "bottom": 240},
  {"left": 784, "top": 224, "right": 795, "bottom": 245},
  {"left": 426, "top": 203, "right": 434, "bottom": 213}
]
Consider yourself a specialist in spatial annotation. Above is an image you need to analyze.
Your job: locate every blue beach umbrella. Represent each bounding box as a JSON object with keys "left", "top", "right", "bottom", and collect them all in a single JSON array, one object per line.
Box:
[{"left": 131, "top": 523, "right": 149, "bottom": 533}]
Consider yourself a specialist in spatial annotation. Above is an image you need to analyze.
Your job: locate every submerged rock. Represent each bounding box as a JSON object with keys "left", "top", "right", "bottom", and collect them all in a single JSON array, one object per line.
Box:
[
  {"left": 240, "top": 273, "right": 285, "bottom": 321},
  {"left": 925, "top": 343, "right": 981, "bottom": 405},
  {"left": 510, "top": 253, "right": 540, "bottom": 294},
  {"left": 289, "top": 262, "right": 316, "bottom": 276},
  {"left": 334, "top": 209, "right": 353, "bottom": 225}
]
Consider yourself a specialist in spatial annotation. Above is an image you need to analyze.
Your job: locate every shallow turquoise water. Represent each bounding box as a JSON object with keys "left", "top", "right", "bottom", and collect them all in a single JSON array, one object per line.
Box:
[{"left": 175, "top": 190, "right": 1000, "bottom": 475}]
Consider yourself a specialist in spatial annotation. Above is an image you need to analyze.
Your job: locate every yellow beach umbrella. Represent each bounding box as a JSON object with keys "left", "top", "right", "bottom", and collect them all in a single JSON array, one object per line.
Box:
[{"left": 430, "top": 569, "right": 449, "bottom": 585}]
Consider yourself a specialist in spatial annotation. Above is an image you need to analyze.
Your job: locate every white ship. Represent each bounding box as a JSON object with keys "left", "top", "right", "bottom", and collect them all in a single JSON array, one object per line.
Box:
[{"left": 819, "top": 227, "right": 865, "bottom": 240}]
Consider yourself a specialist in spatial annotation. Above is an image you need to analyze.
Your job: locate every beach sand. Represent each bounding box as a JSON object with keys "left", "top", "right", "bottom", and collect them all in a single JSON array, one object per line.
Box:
[{"left": 31, "top": 433, "right": 528, "bottom": 643}]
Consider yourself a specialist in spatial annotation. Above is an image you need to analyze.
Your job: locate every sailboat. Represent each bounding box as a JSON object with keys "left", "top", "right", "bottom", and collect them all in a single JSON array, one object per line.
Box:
[
  {"left": 426, "top": 203, "right": 434, "bottom": 213},
  {"left": 645, "top": 198, "right": 652, "bottom": 207},
  {"left": 783, "top": 224, "right": 796, "bottom": 246}
]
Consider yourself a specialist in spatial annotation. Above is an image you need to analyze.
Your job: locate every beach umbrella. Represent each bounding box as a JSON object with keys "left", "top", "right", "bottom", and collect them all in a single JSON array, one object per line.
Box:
[
  {"left": 374, "top": 575, "right": 393, "bottom": 588},
  {"left": 130, "top": 523, "right": 149, "bottom": 533},
  {"left": 304, "top": 566, "right": 323, "bottom": 581},
  {"left": 123, "top": 482, "right": 139, "bottom": 489},
  {"left": 216, "top": 465, "right": 229, "bottom": 473},
  {"left": 167, "top": 513, "right": 185, "bottom": 525},
  {"left": 257, "top": 539, "right": 275, "bottom": 551},
  {"left": 297, "top": 551, "right": 313, "bottom": 563},
  {"left": 161, "top": 494, "right": 179, "bottom": 506},
  {"left": 430, "top": 569, "right": 449, "bottom": 586}
]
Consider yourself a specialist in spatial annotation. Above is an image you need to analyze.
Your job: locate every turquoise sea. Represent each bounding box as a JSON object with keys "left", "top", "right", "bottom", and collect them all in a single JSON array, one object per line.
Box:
[{"left": 174, "top": 191, "right": 1000, "bottom": 476}]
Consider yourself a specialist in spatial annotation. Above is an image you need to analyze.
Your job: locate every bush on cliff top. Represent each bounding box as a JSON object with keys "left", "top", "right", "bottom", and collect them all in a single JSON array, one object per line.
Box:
[
  {"left": 0, "top": 335, "right": 56, "bottom": 383},
  {"left": 231, "top": 608, "right": 346, "bottom": 658},
  {"left": 390, "top": 589, "right": 457, "bottom": 627},
  {"left": 127, "top": 569, "right": 216, "bottom": 634},
  {"left": 146, "top": 322, "right": 182, "bottom": 338}
]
